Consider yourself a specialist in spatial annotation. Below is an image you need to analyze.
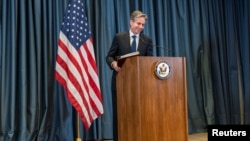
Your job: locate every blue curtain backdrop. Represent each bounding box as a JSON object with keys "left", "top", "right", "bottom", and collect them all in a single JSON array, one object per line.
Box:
[{"left": 1, "top": 0, "right": 250, "bottom": 140}]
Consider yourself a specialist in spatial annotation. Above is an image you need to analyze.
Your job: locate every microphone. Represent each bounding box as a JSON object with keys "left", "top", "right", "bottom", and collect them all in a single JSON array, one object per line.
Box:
[{"left": 139, "top": 37, "right": 173, "bottom": 52}]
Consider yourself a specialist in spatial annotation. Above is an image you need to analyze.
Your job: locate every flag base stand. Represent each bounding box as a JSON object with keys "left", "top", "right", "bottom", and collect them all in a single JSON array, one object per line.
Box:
[{"left": 75, "top": 138, "right": 82, "bottom": 141}]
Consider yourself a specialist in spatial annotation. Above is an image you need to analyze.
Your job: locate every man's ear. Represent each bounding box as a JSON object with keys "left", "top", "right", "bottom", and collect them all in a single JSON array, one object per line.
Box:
[{"left": 130, "top": 20, "right": 133, "bottom": 26}]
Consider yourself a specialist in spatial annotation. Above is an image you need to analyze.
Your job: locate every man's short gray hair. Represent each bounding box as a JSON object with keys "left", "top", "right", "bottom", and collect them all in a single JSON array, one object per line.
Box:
[{"left": 130, "top": 10, "right": 148, "bottom": 21}]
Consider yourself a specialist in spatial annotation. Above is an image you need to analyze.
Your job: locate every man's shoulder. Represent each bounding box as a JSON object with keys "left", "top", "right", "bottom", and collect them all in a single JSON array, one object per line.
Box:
[
  {"left": 140, "top": 33, "right": 152, "bottom": 41},
  {"left": 116, "top": 31, "right": 129, "bottom": 37}
]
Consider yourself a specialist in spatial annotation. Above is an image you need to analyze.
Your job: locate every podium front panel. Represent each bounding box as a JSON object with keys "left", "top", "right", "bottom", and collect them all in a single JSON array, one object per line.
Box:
[{"left": 116, "top": 56, "right": 188, "bottom": 141}]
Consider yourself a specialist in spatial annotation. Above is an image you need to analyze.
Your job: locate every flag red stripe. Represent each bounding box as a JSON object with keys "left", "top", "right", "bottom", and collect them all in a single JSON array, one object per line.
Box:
[
  {"left": 77, "top": 49, "right": 95, "bottom": 122},
  {"left": 55, "top": 70, "right": 91, "bottom": 128},
  {"left": 82, "top": 41, "right": 103, "bottom": 102},
  {"left": 57, "top": 39, "right": 94, "bottom": 125},
  {"left": 83, "top": 42, "right": 102, "bottom": 116},
  {"left": 79, "top": 43, "right": 101, "bottom": 119}
]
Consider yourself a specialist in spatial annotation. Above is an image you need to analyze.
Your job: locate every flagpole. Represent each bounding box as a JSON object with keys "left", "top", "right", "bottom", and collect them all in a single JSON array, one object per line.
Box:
[{"left": 75, "top": 114, "right": 82, "bottom": 141}]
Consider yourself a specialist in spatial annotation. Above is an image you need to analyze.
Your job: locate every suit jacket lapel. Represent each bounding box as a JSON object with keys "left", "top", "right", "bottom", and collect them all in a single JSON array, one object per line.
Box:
[
  {"left": 138, "top": 34, "right": 144, "bottom": 51},
  {"left": 125, "top": 32, "right": 130, "bottom": 48}
]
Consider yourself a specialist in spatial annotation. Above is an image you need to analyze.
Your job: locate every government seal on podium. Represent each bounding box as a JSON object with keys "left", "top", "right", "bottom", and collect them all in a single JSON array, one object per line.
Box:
[{"left": 155, "top": 61, "right": 171, "bottom": 79}]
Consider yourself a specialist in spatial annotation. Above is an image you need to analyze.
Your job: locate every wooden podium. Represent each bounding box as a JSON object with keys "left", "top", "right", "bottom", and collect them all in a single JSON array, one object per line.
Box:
[{"left": 116, "top": 56, "right": 188, "bottom": 141}]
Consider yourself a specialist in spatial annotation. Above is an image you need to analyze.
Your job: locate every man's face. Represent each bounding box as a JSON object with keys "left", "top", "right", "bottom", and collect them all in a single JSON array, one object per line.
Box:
[{"left": 130, "top": 17, "right": 146, "bottom": 34}]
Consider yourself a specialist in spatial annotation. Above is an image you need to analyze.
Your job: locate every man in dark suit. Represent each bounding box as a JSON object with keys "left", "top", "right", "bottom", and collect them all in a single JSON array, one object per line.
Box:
[{"left": 106, "top": 10, "right": 153, "bottom": 141}]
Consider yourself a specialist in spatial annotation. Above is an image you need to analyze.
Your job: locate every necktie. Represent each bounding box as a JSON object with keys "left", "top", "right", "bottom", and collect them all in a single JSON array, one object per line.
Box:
[{"left": 131, "top": 35, "right": 137, "bottom": 52}]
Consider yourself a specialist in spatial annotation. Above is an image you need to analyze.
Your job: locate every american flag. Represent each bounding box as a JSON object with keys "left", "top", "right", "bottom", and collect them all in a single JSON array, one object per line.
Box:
[{"left": 55, "top": 0, "right": 103, "bottom": 130}]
